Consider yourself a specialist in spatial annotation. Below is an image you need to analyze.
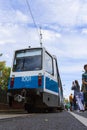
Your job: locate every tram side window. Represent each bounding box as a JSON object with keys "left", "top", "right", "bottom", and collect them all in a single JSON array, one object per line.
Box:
[
  {"left": 53, "top": 59, "right": 57, "bottom": 79},
  {"left": 45, "top": 52, "right": 53, "bottom": 75}
]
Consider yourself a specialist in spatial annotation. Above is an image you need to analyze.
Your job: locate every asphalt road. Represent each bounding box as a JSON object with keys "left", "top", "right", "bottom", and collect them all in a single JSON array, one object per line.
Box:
[
  {"left": 74, "top": 110, "right": 87, "bottom": 118},
  {"left": 0, "top": 111, "right": 86, "bottom": 130}
]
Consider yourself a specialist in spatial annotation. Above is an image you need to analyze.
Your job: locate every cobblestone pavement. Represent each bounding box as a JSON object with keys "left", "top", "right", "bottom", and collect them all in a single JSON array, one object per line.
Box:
[{"left": 0, "top": 111, "right": 86, "bottom": 130}]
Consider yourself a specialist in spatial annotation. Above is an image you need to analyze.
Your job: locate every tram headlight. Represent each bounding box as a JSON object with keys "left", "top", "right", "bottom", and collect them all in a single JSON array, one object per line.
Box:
[
  {"left": 38, "top": 73, "right": 42, "bottom": 86},
  {"left": 10, "top": 77, "right": 14, "bottom": 88}
]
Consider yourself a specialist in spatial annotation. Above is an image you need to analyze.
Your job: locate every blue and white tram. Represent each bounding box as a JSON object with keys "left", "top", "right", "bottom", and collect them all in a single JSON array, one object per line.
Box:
[{"left": 8, "top": 47, "right": 64, "bottom": 112}]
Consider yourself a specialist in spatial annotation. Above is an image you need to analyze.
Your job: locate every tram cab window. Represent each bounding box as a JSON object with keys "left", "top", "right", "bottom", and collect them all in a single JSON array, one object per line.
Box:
[
  {"left": 13, "top": 49, "right": 42, "bottom": 72},
  {"left": 45, "top": 52, "right": 53, "bottom": 75}
]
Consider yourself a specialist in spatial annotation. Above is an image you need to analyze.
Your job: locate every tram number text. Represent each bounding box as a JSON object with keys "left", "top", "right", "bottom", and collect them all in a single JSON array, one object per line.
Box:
[{"left": 22, "top": 76, "right": 31, "bottom": 82}]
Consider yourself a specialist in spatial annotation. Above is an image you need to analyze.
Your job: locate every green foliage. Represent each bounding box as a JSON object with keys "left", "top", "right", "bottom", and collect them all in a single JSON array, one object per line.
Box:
[
  {"left": 64, "top": 98, "right": 69, "bottom": 104},
  {"left": 0, "top": 61, "right": 11, "bottom": 90}
]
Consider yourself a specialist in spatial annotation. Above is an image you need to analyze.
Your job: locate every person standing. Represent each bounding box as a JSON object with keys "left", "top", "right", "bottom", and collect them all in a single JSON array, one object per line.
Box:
[
  {"left": 79, "top": 90, "right": 84, "bottom": 105},
  {"left": 72, "top": 80, "right": 84, "bottom": 111},
  {"left": 69, "top": 94, "right": 73, "bottom": 111},
  {"left": 72, "top": 80, "right": 80, "bottom": 95},
  {"left": 71, "top": 80, "right": 80, "bottom": 110},
  {"left": 82, "top": 64, "right": 87, "bottom": 110}
]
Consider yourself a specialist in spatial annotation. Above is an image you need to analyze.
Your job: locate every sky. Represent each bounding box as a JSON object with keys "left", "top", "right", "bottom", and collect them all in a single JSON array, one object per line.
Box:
[{"left": 0, "top": 0, "right": 87, "bottom": 99}]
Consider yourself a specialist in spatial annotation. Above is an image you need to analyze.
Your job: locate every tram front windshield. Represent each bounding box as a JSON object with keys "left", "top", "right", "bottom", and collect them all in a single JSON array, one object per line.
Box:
[{"left": 13, "top": 49, "right": 42, "bottom": 72}]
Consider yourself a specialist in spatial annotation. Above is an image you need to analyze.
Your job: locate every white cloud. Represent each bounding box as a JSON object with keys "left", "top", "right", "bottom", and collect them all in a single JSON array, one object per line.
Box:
[
  {"left": 30, "top": 0, "right": 81, "bottom": 26},
  {"left": 82, "top": 29, "right": 87, "bottom": 34},
  {"left": 41, "top": 29, "right": 87, "bottom": 60},
  {"left": 0, "top": 9, "right": 30, "bottom": 24},
  {"left": 15, "top": 10, "right": 29, "bottom": 23},
  {"left": 60, "top": 65, "right": 82, "bottom": 74},
  {"left": 42, "top": 29, "right": 61, "bottom": 41}
]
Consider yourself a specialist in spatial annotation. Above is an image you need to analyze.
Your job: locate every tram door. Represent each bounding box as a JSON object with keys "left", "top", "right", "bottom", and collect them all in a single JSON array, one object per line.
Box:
[{"left": 43, "top": 51, "right": 59, "bottom": 107}]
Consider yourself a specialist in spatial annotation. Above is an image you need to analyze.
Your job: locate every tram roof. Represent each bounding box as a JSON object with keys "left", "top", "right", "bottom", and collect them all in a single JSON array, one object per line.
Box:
[
  {"left": 15, "top": 46, "right": 45, "bottom": 52},
  {"left": 14, "top": 46, "right": 57, "bottom": 59}
]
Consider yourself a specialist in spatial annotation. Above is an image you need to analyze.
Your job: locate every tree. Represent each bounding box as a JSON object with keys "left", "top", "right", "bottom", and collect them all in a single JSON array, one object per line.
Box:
[
  {"left": 0, "top": 61, "right": 11, "bottom": 90},
  {"left": 64, "top": 97, "right": 69, "bottom": 104}
]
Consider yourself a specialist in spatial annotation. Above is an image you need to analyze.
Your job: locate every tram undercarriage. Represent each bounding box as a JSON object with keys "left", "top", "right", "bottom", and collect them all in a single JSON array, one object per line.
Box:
[{"left": 8, "top": 88, "right": 62, "bottom": 113}]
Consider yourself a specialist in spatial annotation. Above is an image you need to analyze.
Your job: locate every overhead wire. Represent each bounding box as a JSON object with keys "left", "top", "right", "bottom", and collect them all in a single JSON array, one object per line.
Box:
[
  {"left": 25, "top": 0, "right": 40, "bottom": 38},
  {"left": 10, "top": 0, "right": 42, "bottom": 45}
]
